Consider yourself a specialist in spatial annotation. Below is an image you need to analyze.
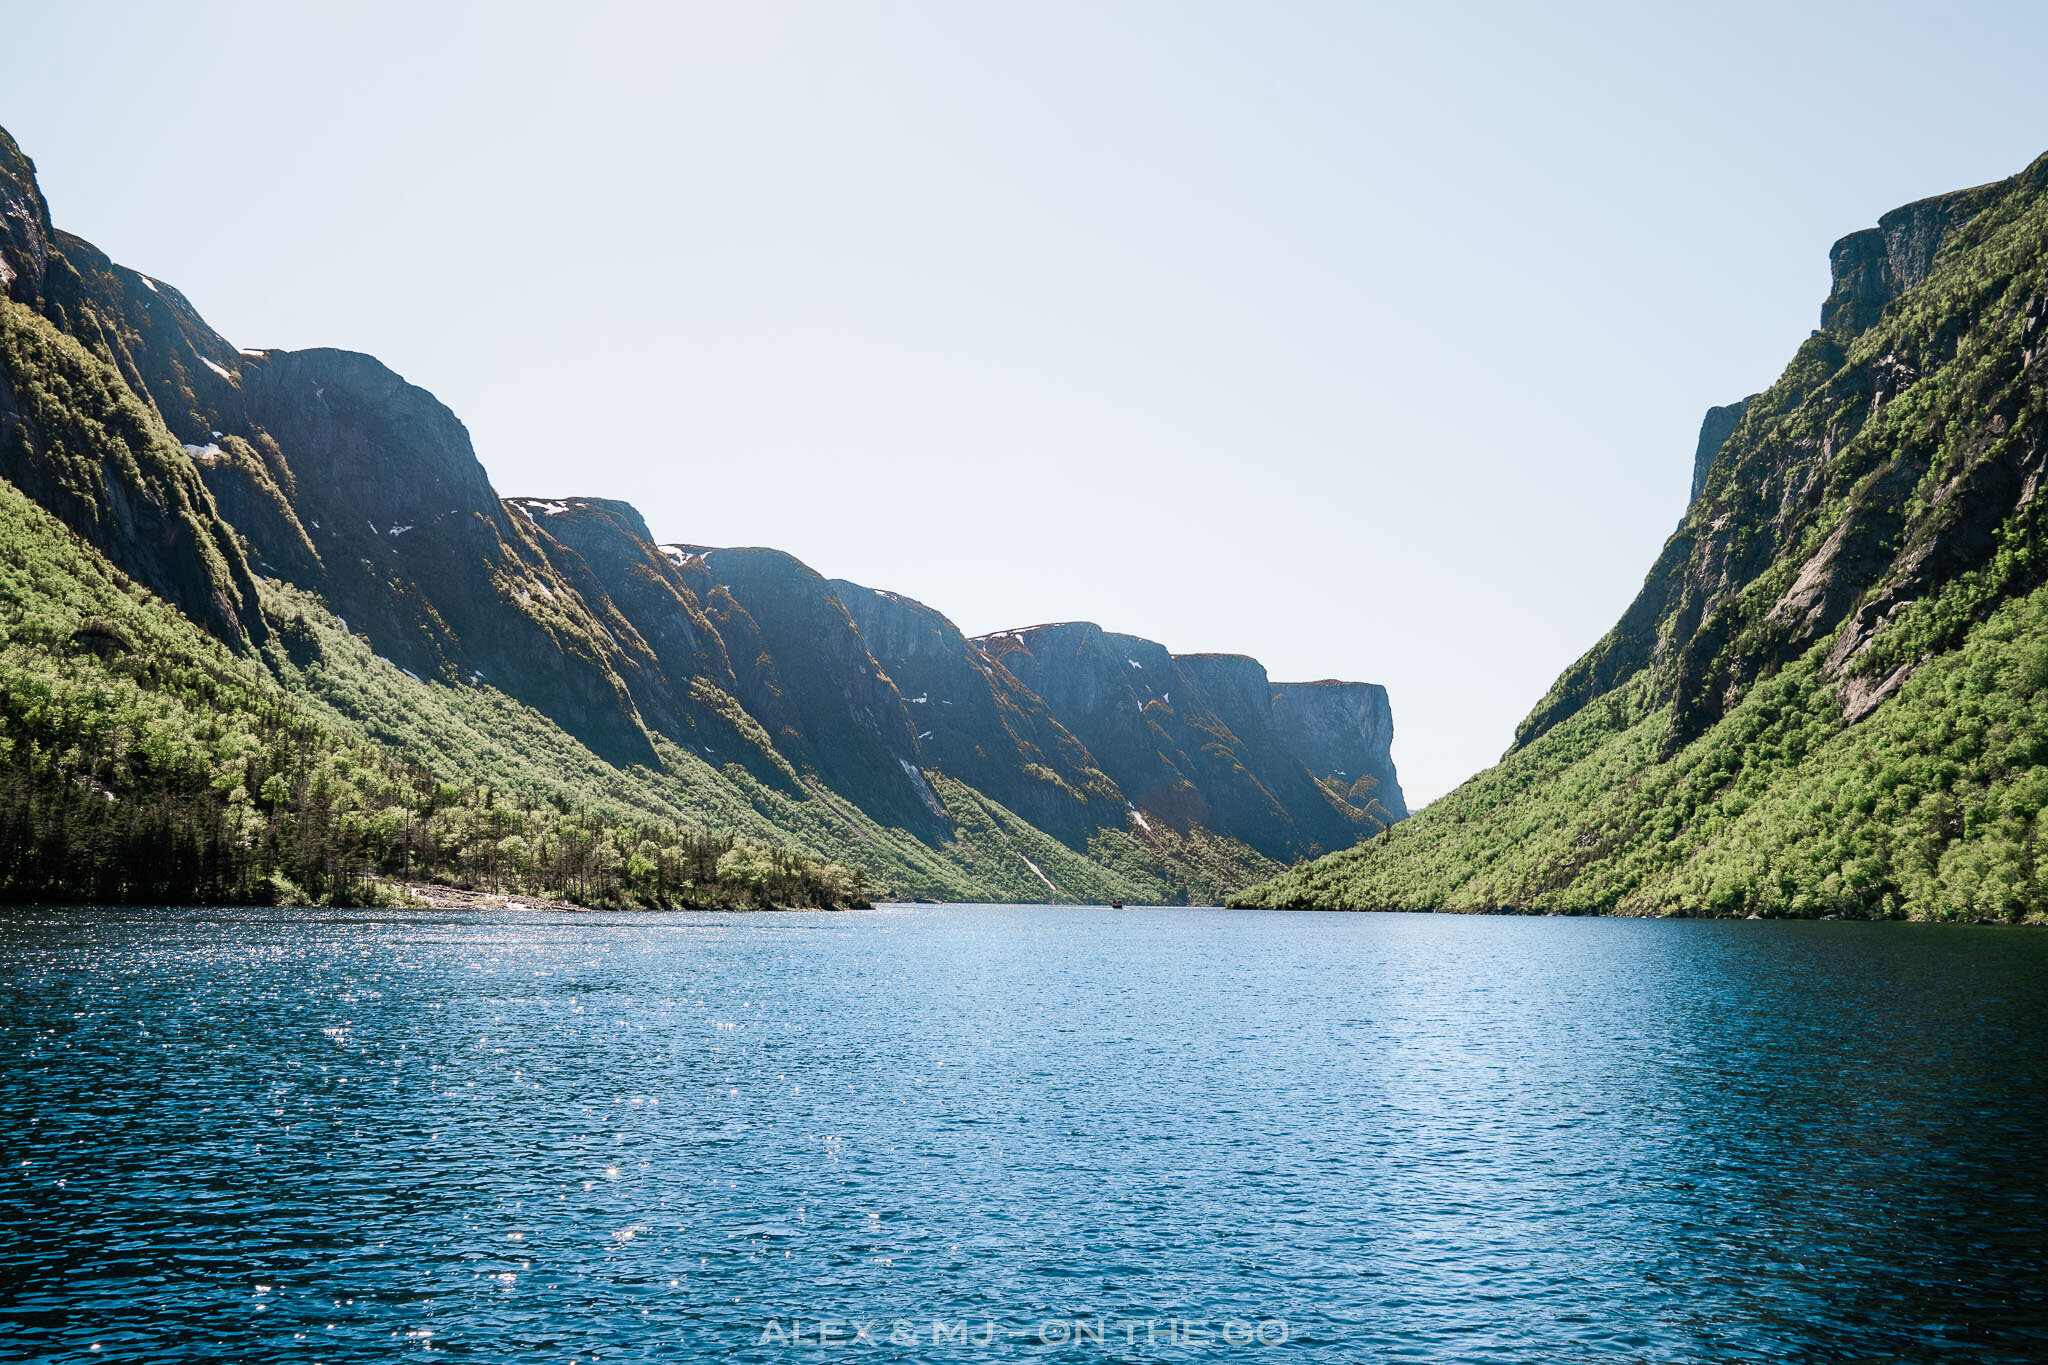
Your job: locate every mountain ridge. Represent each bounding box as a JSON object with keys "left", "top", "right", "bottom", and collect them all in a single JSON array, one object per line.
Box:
[
  {"left": 0, "top": 121, "right": 1402, "bottom": 905},
  {"left": 1237, "top": 146, "right": 2048, "bottom": 920}
]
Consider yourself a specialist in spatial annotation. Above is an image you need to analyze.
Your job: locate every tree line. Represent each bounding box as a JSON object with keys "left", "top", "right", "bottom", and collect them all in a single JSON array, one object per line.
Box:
[{"left": 0, "top": 635, "right": 867, "bottom": 910}]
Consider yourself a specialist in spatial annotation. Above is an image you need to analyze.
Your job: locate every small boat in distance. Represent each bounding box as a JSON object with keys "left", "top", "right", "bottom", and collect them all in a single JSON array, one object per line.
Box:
[{"left": 1110, "top": 899, "right": 1124, "bottom": 909}]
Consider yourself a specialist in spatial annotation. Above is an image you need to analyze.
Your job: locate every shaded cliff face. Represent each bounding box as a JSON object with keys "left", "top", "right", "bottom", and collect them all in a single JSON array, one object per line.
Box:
[
  {"left": 1, "top": 128, "right": 673, "bottom": 763},
  {"left": 0, "top": 129, "right": 52, "bottom": 305},
  {"left": 0, "top": 118, "right": 1408, "bottom": 897},
  {"left": 1820, "top": 189, "right": 1984, "bottom": 334},
  {"left": 830, "top": 582, "right": 1120, "bottom": 843},
  {"left": 1688, "top": 398, "right": 1755, "bottom": 504},
  {"left": 506, "top": 499, "right": 745, "bottom": 741},
  {"left": 1268, "top": 681, "right": 1406, "bottom": 821},
  {"left": 0, "top": 129, "right": 262, "bottom": 648},
  {"left": 668, "top": 547, "right": 948, "bottom": 837},
  {"left": 980, "top": 623, "right": 1203, "bottom": 823},
  {"left": 1166, "top": 652, "right": 1367, "bottom": 840},
  {"left": 977, "top": 625, "right": 1399, "bottom": 860},
  {"left": 0, "top": 298, "right": 262, "bottom": 647},
  {"left": 220, "top": 349, "right": 669, "bottom": 763}
]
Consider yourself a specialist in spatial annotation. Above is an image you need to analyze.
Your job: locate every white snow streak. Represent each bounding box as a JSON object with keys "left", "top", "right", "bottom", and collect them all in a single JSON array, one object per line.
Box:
[{"left": 1017, "top": 852, "right": 1058, "bottom": 896}]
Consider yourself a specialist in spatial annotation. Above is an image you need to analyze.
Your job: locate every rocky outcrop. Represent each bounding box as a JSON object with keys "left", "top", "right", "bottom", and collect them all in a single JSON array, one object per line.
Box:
[
  {"left": 0, "top": 298, "right": 262, "bottom": 647},
  {"left": 0, "top": 117, "right": 1409, "bottom": 890},
  {"left": 1518, "top": 147, "right": 2048, "bottom": 758},
  {"left": 980, "top": 623, "right": 1206, "bottom": 827},
  {"left": 667, "top": 547, "right": 947, "bottom": 836},
  {"left": 978, "top": 624, "right": 1400, "bottom": 860},
  {"left": 0, "top": 131, "right": 264, "bottom": 647},
  {"left": 0, "top": 128, "right": 51, "bottom": 304},
  {"left": 1689, "top": 397, "right": 1755, "bottom": 503},
  {"left": 1269, "top": 681, "right": 1406, "bottom": 821},
  {"left": 830, "top": 582, "right": 1118, "bottom": 843},
  {"left": 1822, "top": 192, "right": 1970, "bottom": 333},
  {"left": 224, "top": 350, "right": 662, "bottom": 762}
]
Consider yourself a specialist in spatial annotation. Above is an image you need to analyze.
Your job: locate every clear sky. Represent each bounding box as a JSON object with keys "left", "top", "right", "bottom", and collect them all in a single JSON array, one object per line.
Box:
[{"left": 6, "top": 1, "right": 2046, "bottom": 805}]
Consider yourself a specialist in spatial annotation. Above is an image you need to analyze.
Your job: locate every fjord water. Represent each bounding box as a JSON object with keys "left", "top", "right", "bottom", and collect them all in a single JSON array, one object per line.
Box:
[{"left": 0, "top": 907, "right": 2043, "bottom": 1363}]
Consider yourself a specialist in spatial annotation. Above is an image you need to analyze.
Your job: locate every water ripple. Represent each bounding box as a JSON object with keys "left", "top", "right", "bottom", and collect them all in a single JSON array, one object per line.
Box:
[{"left": 0, "top": 906, "right": 2042, "bottom": 1361}]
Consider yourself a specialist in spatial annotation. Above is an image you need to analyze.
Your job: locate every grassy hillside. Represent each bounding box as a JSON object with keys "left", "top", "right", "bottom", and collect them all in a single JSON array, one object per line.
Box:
[
  {"left": 0, "top": 476, "right": 1272, "bottom": 906},
  {"left": 1236, "top": 585, "right": 2048, "bottom": 920},
  {"left": 0, "top": 480, "right": 868, "bottom": 907},
  {"left": 1237, "top": 150, "right": 2048, "bottom": 922}
]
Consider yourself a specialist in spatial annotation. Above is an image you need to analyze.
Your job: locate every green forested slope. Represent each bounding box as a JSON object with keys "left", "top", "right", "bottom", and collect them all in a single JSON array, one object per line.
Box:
[
  {"left": 1, "top": 473, "right": 1271, "bottom": 907},
  {"left": 260, "top": 578, "right": 1267, "bottom": 905},
  {"left": 1237, "top": 150, "right": 2048, "bottom": 921},
  {"left": 0, "top": 138, "right": 1287, "bottom": 907},
  {"left": 1236, "top": 587, "right": 2048, "bottom": 918},
  {"left": 0, "top": 120, "right": 1350, "bottom": 906},
  {"left": 0, "top": 479, "right": 869, "bottom": 907},
  {"left": 0, "top": 444, "right": 1286, "bottom": 911}
]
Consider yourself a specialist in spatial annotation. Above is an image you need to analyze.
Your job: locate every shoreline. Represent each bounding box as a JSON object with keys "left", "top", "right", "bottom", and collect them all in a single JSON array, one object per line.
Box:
[{"left": 384, "top": 881, "right": 864, "bottom": 914}]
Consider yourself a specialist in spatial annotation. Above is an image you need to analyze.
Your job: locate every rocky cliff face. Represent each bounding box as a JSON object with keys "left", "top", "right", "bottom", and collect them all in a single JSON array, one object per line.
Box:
[
  {"left": 1820, "top": 190, "right": 1980, "bottom": 333},
  {"left": 0, "top": 130, "right": 51, "bottom": 305},
  {"left": 0, "top": 118, "right": 1407, "bottom": 897},
  {"left": 1268, "top": 681, "right": 1406, "bottom": 821},
  {"left": 981, "top": 623, "right": 1217, "bottom": 832},
  {"left": 829, "top": 582, "right": 1119, "bottom": 843},
  {"left": 0, "top": 126, "right": 678, "bottom": 763},
  {"left": 1521, "top": 152, "right": 2048, "bottom": 755},
  {"left": 0, "top": 128, "right": 262, "bottom": 646},
  {"left": 1689, "top": 398, "right": 1755, "bottom": 504},
  {"left": 221, "top": 349, "right": 671, "bottom": 764},
  {"left": 1240, "top": 145, "right": 2048, "bottom": 919},
  {"left": 663, "top": 546, "right": 950, "bottom": 836},
  {"left": 978, "top": 625, "right": 1399, "bottom": 860}
]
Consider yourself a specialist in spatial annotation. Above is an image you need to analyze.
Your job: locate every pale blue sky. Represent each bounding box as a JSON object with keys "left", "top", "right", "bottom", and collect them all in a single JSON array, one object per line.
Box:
[{"left": 6, "top": 1, "right": 2046, "bottom": 805}]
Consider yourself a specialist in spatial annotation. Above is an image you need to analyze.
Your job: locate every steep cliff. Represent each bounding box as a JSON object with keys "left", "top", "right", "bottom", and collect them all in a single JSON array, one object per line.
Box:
[
  {"left": 1240, "top": 147, "right": 2048, "bottom": 920},
  {"left": 829, "top": 581, "right": 1121, "bottom": 844},
  {"left": 1268, "top": 681, "right": 1406, "bottom": 821},
  {"left": 0, "top": 119, "right": 1407, "bottom": 904},
  {"left": 0, "top": 129, "right": 262, "bottom": 646},
  {"left": 978, "top": 624, "right": 1398, "bottom": 860},
  {"left": 663, "top": 546, "right": 949, "bottom": 837}
]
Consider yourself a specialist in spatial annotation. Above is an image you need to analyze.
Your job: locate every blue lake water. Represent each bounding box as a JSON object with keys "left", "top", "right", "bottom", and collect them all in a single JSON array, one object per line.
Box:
[{"left": 0, "top": 904, "right": 2043, "bottom": 1362}]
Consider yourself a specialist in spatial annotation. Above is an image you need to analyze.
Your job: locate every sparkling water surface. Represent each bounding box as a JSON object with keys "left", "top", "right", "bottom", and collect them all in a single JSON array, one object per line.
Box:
[{"left": 0, "top": 905, "right": 2043, "bottom": 1362}]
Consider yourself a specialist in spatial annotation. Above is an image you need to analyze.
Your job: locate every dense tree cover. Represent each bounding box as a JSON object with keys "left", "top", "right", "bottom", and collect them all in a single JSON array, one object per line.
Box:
[
  {"left": 1236, "top": 583, "right": 2048, "bottom": 920},
  {"left": 0, "top": 474, "right": 1277, "bottom": 908},
  {"left": 261, "top": 580, "right": 1278, "bottom": 906},
  {"left": 1237, "top": 152, "right": 2048, "bottom": 922},
  {"left": 2, "top": 274, "right": 1279, "bottom": 907},
  {"left": 0, "top": 482, "right": 867, "bottom": 909}
]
